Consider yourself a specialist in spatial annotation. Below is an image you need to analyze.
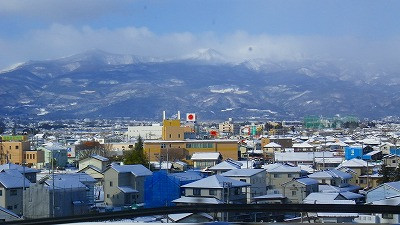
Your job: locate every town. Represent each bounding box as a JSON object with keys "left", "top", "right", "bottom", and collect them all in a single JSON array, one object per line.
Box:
[{"left": 0, "top": 112, "right": 399, "bottom": 223}]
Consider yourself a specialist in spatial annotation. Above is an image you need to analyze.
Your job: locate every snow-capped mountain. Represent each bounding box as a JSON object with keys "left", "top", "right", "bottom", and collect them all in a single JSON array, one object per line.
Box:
[{"left": 0, "top": 50, "right": 399, "bottom": 120}]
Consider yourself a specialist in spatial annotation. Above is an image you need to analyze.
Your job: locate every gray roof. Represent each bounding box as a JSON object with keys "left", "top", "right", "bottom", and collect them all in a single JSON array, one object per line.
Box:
[
  {"left": 91, "top": 154, "right": 109, "bottom": 162},
  {"left": 191, "top": 152, "right": 221, "bottom": 160},
  {"left": 110, "top": 164, "right": 152, "bottom": 176},
  {"left": 303, "top": 192, "right": 342, "bottom": 202},
  {"left": 264, "top": 163, "right": 302, "bottom": 173},
  {"left": 253, "top": 194, "right": 286, "bottom": 200},
  {"left": 182, "top": 174, "right": 250, "bottom": 189},
  {"left": 221, "top": 169, "right": 265, "bottom": 177},
  {"left": 168, "top": 213, "right": 213, "bottom": 222},
  {"left": 0, "top": 163, "right": 39, "bottom": 173},
  {"left": 172, "top": 196, "right": 223, "bottom": 204},
  {"left": 208, "top": 160, "right": 242, "bottom": 171},
  {"left": 118, "top": 186, "right": 139, "bottom": 193},
  {"left": 0, "top": 170, "right": 31, "bottom": 188},
  {"left": 309, "top": 169, "right": 352, "bottom": 179},
  {"left": 295, "top": 178, "right": 319, "bottom": 185},
  {"left": 43, "top": 173, "right": 95, "bottom": 190}
]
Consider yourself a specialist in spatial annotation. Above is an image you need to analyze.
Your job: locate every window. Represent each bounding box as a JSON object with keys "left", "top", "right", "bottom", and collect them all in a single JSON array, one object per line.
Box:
[
  {"left": 10, "top": 190, "right": 17, "bottom": 196},
  {"left": 15, "top": 146, "right": 19, "bottom": 149},
  {"left": 360, "top": 179, "right": 364, "bottom": 184},
  {"left": 7, "top": 206, "right": 12, "bottom": 210},
  {"left": 107, "top": 194, "right": 110, "bottom": 198},
  {"left": 0, "top": 190, "right": 2, "bottom": 196},
  {"left": 321, "top": 179, "right": 326, "bottom": 184},
  {"left": 240, "top": 179, "right": 246, "bottom": 183},
  {"left": 169, "top": 134, "right": 171, "bottom": 138},
  {"left": 33, "top": 154, "right": 35, "bottom": 159},
  {"left": 193, "top": 188, "right": 201, "bottom": 196},
  {"left": 274, "top": 174, "right": 279, "bottom": 178},
  {"left": 14, "top": 204, "right": 17, "bottom": 209},
  {"left": 161, "top": 144, "right": 166, "bottom": 148},
  {"left": 110, "top": 181, "right": 113, "bottom": 187},
  {"left": 178, "top": 134, "right": 181, "bottom": 138},
  {"left": 288, "top": 174, "right": 292, "bottom": 178},
  {"left": 393, "top": 160, "right": 396, "bottom": 164},
  {"left": 209, "top": 189, "right": 215, "bottom": 195},
  {"left": 292, "top": 191, "right": 297, "bottom": 196},
  {"left": 383, "top": 213, "right": 393, "bottom": 219}
]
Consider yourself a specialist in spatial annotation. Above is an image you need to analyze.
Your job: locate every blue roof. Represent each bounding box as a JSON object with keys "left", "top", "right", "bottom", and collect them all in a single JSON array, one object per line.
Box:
[
  {"left": 0, "top": 170, "right": 31, "bottom": 188},
  {"left": 0, "top": 163, "right": 39, "bottom": 173},
  {"left": 111, "top": 164, "right": 152, "bottom": 176},
  {"left": 295, "top": 178, "right": 319, "bottom": 185}
]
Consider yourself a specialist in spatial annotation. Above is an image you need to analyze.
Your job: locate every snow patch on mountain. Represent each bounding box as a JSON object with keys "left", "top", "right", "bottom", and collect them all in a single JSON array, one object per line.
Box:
[{"left": 209, "top": 86, "right": 248, "bottom": 94}]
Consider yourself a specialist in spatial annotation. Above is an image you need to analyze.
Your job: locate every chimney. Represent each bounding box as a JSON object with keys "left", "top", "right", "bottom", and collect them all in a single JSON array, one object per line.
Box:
[
  {"left": 178, "top": 111, "right": 181, "bottom": 120},
  {"left": 163, "top": 111, "right": 166, "bottom": 120}
]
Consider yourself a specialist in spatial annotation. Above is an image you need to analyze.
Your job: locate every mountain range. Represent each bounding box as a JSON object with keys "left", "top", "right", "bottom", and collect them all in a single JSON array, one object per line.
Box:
[{"left": 0, "top": 49, "right": 399, "bottom": 121}]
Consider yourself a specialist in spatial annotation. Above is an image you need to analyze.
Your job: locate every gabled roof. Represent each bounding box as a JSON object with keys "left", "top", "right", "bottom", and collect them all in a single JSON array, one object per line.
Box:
[
  {"left": 337, "top": 158, "right": 368, "bottom": 168},
  {"left": 208, "top": 160, "right": 242, "bottom": 171},
  {"left": 168, "top": 213, "right": 213, "bottom": 222},
  {"left": 182, "top": 174, "right": 250, "bottom": 189},
  {"left": 295, "top": 178, "right": 319, "bottom": 185},
  {"left": 340, "top": 191, "right": 364, "bottom": 200},
  {"left": 0, "top": 170, "right": 31, "bottom": 188},
  {"left": 0, "top": 163, "right": 39, "bottom": 173},
  {"left": 222, "top": 169, "right": 265, "bottom": 177},
  {"left": 309, "top": 169, "right": 352, "bottom": 180},
  {"left": 109, "top": 164, "right": 152, "bottom": 176},
  {"left": 191, "top": 152, "right": 221, "bottom": 160},
  {"left": 370, "top": 196, "right": 400, "bottom": 206},
  {"left": 293, "top": 142, "right": 313, "bottom": 148},
  {"left": 0, "top": 206, "right": 21, "bottom": 219},
  {"left": 264, "top": 142, "right": 282, "bottom": 148},
  {"left": 118, "top": 186, "right": 139, "bottom": 193},
  {"left": 78, "top": 165, "right": 103, "bottom": 174},
  {"left": 42, "top": 173, "right": 96, "bottom": 190},
  {"left": 172, "top": 196, "right": 223, "bottom": 204},
  {"left": 264, "top": 163, "right": 302, "bottom": 173},
  {"left": 303, "top": 192, "right": 343, "bottom": 202}
]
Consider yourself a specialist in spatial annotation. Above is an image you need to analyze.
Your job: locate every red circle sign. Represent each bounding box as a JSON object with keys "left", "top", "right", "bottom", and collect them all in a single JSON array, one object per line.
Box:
[{"left": 188, "top": 114, "right": 194, "bottom": 120}]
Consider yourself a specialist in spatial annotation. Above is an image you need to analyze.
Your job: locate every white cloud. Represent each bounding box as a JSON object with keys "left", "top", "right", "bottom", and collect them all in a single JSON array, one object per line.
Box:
[{"left": 1, "top": 24, "right": 400, "bottom": 70}]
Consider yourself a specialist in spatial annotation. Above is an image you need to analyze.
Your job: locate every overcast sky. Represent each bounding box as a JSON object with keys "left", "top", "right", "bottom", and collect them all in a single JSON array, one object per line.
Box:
[{"left": 1, "top": 0, "right": 400, "bottom": 70}]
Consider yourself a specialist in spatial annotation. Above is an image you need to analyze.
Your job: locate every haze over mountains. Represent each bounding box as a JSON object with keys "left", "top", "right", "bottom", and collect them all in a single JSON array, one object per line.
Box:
[{"left": 0, "top": 49, "right": 399, "bottom": 120}]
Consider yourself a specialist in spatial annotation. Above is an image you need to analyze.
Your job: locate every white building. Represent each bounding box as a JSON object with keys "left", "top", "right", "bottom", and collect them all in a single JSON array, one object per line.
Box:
[{"left": 126, "top": 125, "right": 162, "bottom": 140}]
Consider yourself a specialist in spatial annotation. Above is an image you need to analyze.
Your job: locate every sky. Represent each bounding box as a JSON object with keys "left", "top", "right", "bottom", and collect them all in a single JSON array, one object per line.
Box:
[{"left": 1, "top": 0, "right": 400, "bottom": 70}]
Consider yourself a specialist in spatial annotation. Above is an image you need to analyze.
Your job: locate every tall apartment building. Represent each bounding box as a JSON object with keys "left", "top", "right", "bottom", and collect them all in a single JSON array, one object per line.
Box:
[{"left": 218, "top": 118, "right": 240, "bottom": 136}]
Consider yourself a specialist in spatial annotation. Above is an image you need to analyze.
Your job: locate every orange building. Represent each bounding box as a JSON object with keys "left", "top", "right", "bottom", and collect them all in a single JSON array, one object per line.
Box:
[{"left": 0, "top": 135, "right": 44, "bottom": 167}]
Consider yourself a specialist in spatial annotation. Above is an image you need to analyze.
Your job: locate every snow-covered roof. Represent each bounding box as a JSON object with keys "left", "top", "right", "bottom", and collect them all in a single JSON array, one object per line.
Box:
[
  {"left": 337, "top": 158, "right": 368, "bottom": 168},
  {"left": 317, "top": 212, "right": 359, "bottom": 218},
  {"left": 222, "top": 169, "right": 265, "bottom": 177},
  {"left": 314, "top": 157, "right": 343, "bottom": 164},
  {"left": 318, "top": 184, "right": 361, "bottom": 193},
  {"left": 263, "top": 142, "right": 282, "bottom": 148},
  {"left": 293, "top": 142, "right": 314, "bottom": 148},
  {"left": 264, "top": 163, "right": 302, "bottom": 173},
  {"left": 253, "top": 194, "right": 286, "bottom": 200},
  {"left": 182, "top": 174, "right": 250, "bottom": 189},
  {"left": 110, "top": 164, "right": 152, "bottom": 176},
  {"left": 208, "top": 160, "right": 242, "bottom": 171},
  {"left": 362, "top": 139, "right": 380, "bottom": 145},
  {"left": 275, "top": 152, "right": 334, "bottom": 162},
  {"left": 91, "top": 154, "right": 109, "bottom": 162},
  {"left": 191, "top": 152, "right": 221, "bottom": 160},
  {"left": 0, "top": 206, "right": 21, "bottom": 219},
  {"left": 0, "top": 170, "right": 31, "bottom": 188},
  {"left": 172, "top": 196, "right": 223, "bottom": 204},
  {"left": 118, "top": 186, "right": 138, "bottom": 193},
  {"left": 0, "top": 163, "right": 39, "bottom": 173},
  {"left": 309, "top": 169, "right": 352, "bottom": 180},
  {"left": 303, "top": 192, "right": 342, "bottom": 202},
  {"left": 369, "top": 196, "right": 400, "bottom": 206},
  {"left": 168, "top": 213, "right": 213, "bottom": 222},
  {"left": 365, "top": 150, "right": 381, "bottom": 156},
  {"left": 385, "top": 181, "right": 400, "bottom": 192}
]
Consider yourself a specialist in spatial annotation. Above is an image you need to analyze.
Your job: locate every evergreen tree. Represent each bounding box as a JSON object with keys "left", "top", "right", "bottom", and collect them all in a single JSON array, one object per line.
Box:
[
  {"left": 378, "top": 163, "right": 394, "bottom": 184},
  {"left": 394, "top": 163, "right": 400, "bottom": 182},
  {"left": 124, "top": 136, "right": 149, "bottom": 166}
]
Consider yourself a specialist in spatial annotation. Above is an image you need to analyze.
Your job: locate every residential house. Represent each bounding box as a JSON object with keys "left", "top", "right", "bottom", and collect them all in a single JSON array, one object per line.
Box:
[
  {"left": 208, "top": 159, "right": 242, "bottom": 174},
  {"left": 281, "top": 178, "right": 318, "bottom": 203},
  {"left": 264, "top": 163, "right": 306, "bottom": 194},
  {"left": 292, "top": 142, "right": 315, "bottom": 152},
  {"left": 79, "top": 154, "right": 110, "bottom": 172},
  {"left": 382, "top": 154, "right": 400, "bottom": 168},
  {"left": 275, "top": 151, "right": 334, "bottom": 166},
  {"left": 0, "top": 163, "right": 39, "bottom": 183},
  {"left": 367, "top": 195, "right": 400, "bottom": 223},
  {"left": 41, "top": 143, "right": 68, "bottom": 169},
  {"left": 0, "top": 170, "right": 30, "bottom": 215},
  {"left": 337, "top": 158, "right": 375, "bottom": 189},
  {"left": 23, "top": 174, "right": 93, "bottom": 219},
  {"left": 308, "top": 169, "right": 352, "bottom": 187},
  {"left": 221, "top": 169, "right": 266, "bottom": 203},
  {"left": 314, "top": 157, "right": 343, "bottom": 170},
  {"left": 173, "top": 174, "right": 250, "bottom": 221},
  {"left": 103, "top": 164, "right": 152, "bottom": 208},
  {"left": 191, "top": 152, "right": 222, "bottom": 170},
  {"left": 366, "top": 181, "right": 400, "bottom": 203}
]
